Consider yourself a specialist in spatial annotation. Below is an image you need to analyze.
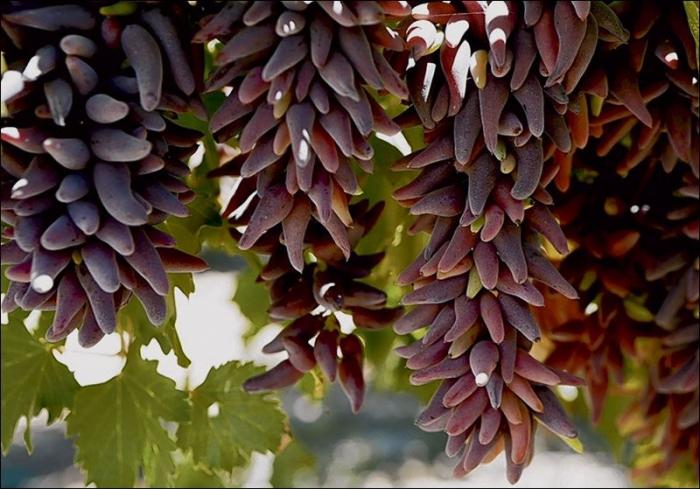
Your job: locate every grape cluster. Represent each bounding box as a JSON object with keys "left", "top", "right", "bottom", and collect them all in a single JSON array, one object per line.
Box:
[
  {"left": 539, "top": 158, "right": 698, "bottom": 482},
  {"left": 196, "top": 0, "right": 409, "bottom": 272},
  {"left": 200, "top": 1, "right": 411, "bottom": 412},
  {"left": 241, "top": 200, "right": 403, "bottom": 413},
  {"left": 535, "top": 2, "right": 699, "bottom": 481},
  {"left": 1, "top": 2, "right": 207, "bottom": 345},
  {"left": 537, "top": 165, "right": 675, "bottom": 421},
  {"left": 585, "top": 1, "right": 698, "bottom": 178},
  {"left": 389, "top": 1, "right": 605, "bottom": 481}
]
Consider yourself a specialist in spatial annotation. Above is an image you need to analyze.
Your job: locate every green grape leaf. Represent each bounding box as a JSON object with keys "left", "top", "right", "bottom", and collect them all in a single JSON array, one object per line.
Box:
[
  {"left": 533, "top": 419, "right": 585, "bottom": 454},
  {"left": 685, "top": 1, "right": 699, "bottom": 62},
  {"left": 66, "top": 352, "right": 188, "bottom": 487},
  {"left": 560, "top": 434, "right": 585, "bottom": 454},
  {"left": 120, "top": 286, "right": 191, "bottom": 367},
  {"left": 176, "top": 362, "right": 287, "bottom": 472},
  {"left": 356, "top": 137, "right": 428, "bottom": 307},
  {"left": 99, "top": 1, "right": 137, "bottom": 16},
  {"left": 1, "top": 312, "right": 78, "bottom": 453},
  {"left": 296, "top": 368, "right": 329, "bottom": 401},
  {"left": 235, "top": 266, "right": 271, "bottom": 338},
  {"left": 173, "top": 458, "right": 226, "bottom": 488},
  {"left": 350, "top": 136, "right": 427, "bottom": 376},
  {"left": 166, "top": 195, "right": 223, "bottom": 256},
  {"left": 270, "top": 439, "right": 316, "bottom": 488}
]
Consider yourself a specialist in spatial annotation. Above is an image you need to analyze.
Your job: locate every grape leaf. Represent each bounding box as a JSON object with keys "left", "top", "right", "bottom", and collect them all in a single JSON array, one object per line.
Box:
[
  {"left": 120, "top": 286, "right": 191, "bottom": 367},
  {"left": 176, "top": 362, "right": 287, "bottom": 472},
  {"left": 66, "top": 351, "right": 188, "bottom": 487},
  {"left": 1, "top": 312, "right": 78, "bottom": 453},
  {"left": 235, "top": 266, "right": 271, "bottom": 338},
  {"left": 173, "top": 455, "right": 226, "bottom": 488},
  {"left": 352, "top": 136, "right": 428, "bottom": 375},
  {"left": 685, "top": 1, "right": 699, "bottom": 62},
  {"left": 166, "top": 195, "right": 223, "bottom": 256},
  {"left": 270, "top": 439, "right": 316, "bottom": 488}
]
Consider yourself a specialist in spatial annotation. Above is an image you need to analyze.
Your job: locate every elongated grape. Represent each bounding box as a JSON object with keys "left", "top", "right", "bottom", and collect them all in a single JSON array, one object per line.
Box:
[
  {"left": 78, "top": 308, "right": 105, "bottom": 348},
  {"left": 29, "top": 249, "right": 70, "bottom": 294},
  {"left": 74, "top": 265, "right": 115, "bottom": 334},
  {"left": 514, "top": 350, "right": 560, "bottom": 385},
  {"left": 6, "top": 4, "right": 94, "bottom": 31},
  {"left": 121, "top": 24, "right": 163, "bottom": 111},
  {"left": 244, "top": 360, "right": 304, "bottom": 392},
  {"left": 44, "top": 78, "right": 73, "bottom": 127},
  {"left": 93, "top": 162, "right": 148, "bottom": 226},
  {"left": 142, "top": 8, "right": 195, "bottom": 96},
  {"left": 85, "top": 93, "right": 129, "bottom": 123},
  {"left": 59, "top": 34, "right": 97, "bottom": 57},
  {"left": 68, "top": 200, "right": 100, "bottom": 236},
  {"left": 479, "top": 294, "right": 505, "bottom": 344},
  {"left": 90, "top": 128, "right": 152, "bottom": 162},
  {"left": 446, "top": 389, "right": 489, "bottom": 436},
  {"left": 65, "top": 56, "right": 98, "bottom": 95},
  {"left": 55, "top": 174, "right": 89, "bottom": 203},
  {"left": 81, "top": 240, "right": 120, "bottom": 293},
  {"left": 239, "top": 185, "right": 295, "bottom": 249},
  {"left": 43, "top": 138, "right": 90, "bottom": 170},
  {"left": 122, "top": 228, "right": 168, "bottom": 296},
  {"left": 50, "top": 271, "right": 87, "bottom": 339},
  {"left": 498, "top": 295, "right": 540, "bottom": 342},
  {"left": 314, "top": 329, "right": 339, "bottom": 381},
  {"left": 218, "top": 24, "right": 276, "bottom": 65},
  {"left": 11, "top": 156, "right": 60, "bottom": 199},
  {"left": 41, "top": 214, "right": 86, "bottom": 250},
  {"left": 1, "top": 71, "right": 25, "bottom": 104}
]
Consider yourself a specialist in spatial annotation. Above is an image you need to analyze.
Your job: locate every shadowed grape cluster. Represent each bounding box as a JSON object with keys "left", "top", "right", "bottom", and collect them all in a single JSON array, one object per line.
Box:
[
  {"left": 240, "top": 200, "right": 403, "bottom": 413},
  {"left": 1, "top": 2, "right": 207, "bottom": 345},
  {"left": 389, "top": 1, "right": 604, "bottom": 481},
  {"left": 535, "top": 2, "right": 698, "bottom": 481},
  {"left": 538, "top": 162, "right": 698, "bottom": 483},
  {"left": 541, "top": 162, "right": 699, "bottom": 482}
]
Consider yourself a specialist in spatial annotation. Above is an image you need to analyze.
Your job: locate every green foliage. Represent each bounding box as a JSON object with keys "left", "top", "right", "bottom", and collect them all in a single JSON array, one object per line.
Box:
[
  {"left": 176, "top": 362, "right": 287, "bottom": 472},
  {"left": 173, "top": 455, "right": 226, "bottom": 488},
  {"left": 270, "top": 439, "right": 316, "bottom": 488},
  {"left": 234, "top": 265, "right": 271, "bottom": 338},
  {"left": 1, "top": 313, "right": 78, "bottom": 453},
  {"left": 66, "top": 350, "right": 188, "bottom": 487},
  {"left": 120, "top": 286, "right": 191, "bottom": 367},
  {"left": 685, "top": 1, "right": 699, "bottom": 61}
]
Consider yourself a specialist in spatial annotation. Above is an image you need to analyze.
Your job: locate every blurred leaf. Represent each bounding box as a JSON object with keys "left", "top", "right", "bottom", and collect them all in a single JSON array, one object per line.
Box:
[
  {"left": 270, "top": 439, "right": 316, "bottom": 488},
  {"left": 685, "top": 1, "right": 699, "bottom": 62},
  {"left": 66, "top": 351, "right": 188, "bottom": 487},
  {"left": 99, "top": 1, "right": 137, "bottom": 16},
  {"left": 623, "top": 298, "right": 655, "bottom": 322},
  {"left": 561, "top": 434, "right": 585, "bottom": 454},
  {"left": 234, "top": 266, "right": 271, "bottom": 338},
  {"left": 1, "top": 311, "right": 78, "bottom": 453},
  {"left": 166, "top": 195, "right": 223, "bottom": 256},
  {"left": 351, "top": 136, "right": 427, "bottom": 386},
  {"left": 176, "top": 362, "right": 287, "bottom": 472},
  {"left": 535, "top": 419, "right": 585, "bottom": 454},
  {"left": 296, "top": 368, "right": 329, "bottom": 401},
  {"left": 356, "top": 137, "right": 427, "bottom": 306},
  {"left": 173, "top": 455, "right": 226, "bottom": 488}
]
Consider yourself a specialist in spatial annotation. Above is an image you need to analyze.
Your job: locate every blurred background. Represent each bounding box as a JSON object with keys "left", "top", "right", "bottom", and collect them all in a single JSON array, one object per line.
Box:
[{"left": 1, "top": 262, "right": 631, "bottom": 488}]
